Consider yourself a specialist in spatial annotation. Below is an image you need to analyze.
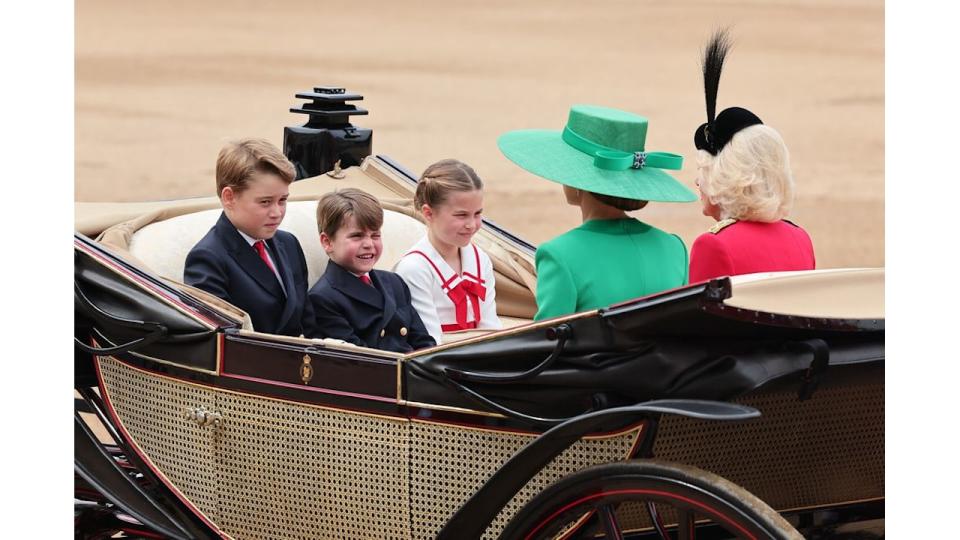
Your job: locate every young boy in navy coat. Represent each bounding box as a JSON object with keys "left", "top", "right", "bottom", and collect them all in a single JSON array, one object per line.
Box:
[
  {"left": 184, "top": 139, "right": 314, "bottom": 337},
  {"left": 306, "top": 188, "right": 435, "bottom": 352}
]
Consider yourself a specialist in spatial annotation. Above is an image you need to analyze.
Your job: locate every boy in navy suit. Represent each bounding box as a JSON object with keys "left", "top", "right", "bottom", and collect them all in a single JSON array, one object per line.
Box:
[
  {"left": 306, "top": 188, "right": 435, "bottom": 352},
  {"left": 184, "top": 139, "right": 314, "bottom": 337}
]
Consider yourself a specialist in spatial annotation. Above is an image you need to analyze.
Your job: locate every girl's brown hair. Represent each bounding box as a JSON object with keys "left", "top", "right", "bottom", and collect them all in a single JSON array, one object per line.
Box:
[{"left": 414, "top": 159, "right": 483, "bottom": 211}]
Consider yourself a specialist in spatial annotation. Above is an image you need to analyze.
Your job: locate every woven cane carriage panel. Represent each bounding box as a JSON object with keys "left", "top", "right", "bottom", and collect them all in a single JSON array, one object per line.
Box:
[
  {"left": 655, "top": 382, "right": 884, "bottom": 508},
  {"left": 98, "top": 357, "right": 221, "bottom": 524},
  {"left": 611, "top": 381, "right": 885, "bottom": 533},
  {"left": 213, "top": 390, "right": 410, "bottom": 540},
  {"left": 408, "top": 420, "right": 641, "bottom": 539},
  {"left": 99, "top": 357, "right": 412, "bottom": 539}
]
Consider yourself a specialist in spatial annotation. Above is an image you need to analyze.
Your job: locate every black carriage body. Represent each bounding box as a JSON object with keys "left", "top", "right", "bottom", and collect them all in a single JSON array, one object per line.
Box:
[{"left": 74, "top": 234, "right": 884, "bottom": 539}]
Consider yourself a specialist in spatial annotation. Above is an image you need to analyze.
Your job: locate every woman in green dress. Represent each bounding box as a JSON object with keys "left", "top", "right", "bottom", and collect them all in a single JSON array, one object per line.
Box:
[{"left": 498, "top": 105, "right": 697, "bottom": 320}]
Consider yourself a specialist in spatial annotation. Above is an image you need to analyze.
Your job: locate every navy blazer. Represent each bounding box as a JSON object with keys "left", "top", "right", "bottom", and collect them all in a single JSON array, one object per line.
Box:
[
  {"left": 307, "top": 261, "right": 435, "bottom": 352},
  {"left": 184, "top": 212, "right": 314, "bottom": 337}
]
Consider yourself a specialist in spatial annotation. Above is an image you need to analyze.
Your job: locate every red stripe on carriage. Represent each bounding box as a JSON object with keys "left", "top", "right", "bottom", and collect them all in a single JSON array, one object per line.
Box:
[
  {"left": 219, "top": 372, "right": 397, "bottom": 403},
  {"left": 93, "top": 357, "right": 230, "bottom": 537},
  {"left": 525, "top": 488, "right": 758, "bottom": 540}
]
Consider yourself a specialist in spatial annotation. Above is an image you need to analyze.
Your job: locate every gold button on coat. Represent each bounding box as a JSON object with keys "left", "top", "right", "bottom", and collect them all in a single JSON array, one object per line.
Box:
[
  {"left": 400, "top": 327, "right": 408, "bottom": 337},
  {"left": 380, "top": 329, "right": 385, "bottom": 338}
]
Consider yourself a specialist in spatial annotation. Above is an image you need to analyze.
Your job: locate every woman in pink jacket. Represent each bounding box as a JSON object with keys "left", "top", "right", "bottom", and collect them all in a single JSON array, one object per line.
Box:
[{"left": 689, "top": 30, "right": 815, "bottom": 283}]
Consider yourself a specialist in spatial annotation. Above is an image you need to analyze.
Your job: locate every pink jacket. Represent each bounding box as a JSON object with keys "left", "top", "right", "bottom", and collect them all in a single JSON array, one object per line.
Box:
[{"left": 689, "top": 219, "right": 815, "bottom": 283}]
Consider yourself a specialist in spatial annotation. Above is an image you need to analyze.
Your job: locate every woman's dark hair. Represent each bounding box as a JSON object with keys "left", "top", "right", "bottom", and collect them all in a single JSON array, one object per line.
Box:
[{"left": 588, "top": 192, "right": 648, "bottom": 211}]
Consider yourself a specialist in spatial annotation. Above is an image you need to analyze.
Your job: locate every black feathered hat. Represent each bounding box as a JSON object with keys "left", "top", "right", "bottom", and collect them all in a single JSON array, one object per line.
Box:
[{"left": 694, "top": 30, "right": 763, "bottom": 155}]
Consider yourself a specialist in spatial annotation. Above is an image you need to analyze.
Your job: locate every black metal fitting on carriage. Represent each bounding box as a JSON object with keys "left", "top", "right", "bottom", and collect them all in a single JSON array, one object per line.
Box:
[
  {"left": 793, "top": 338, "right": 830, "bottom": 401},
  {"left": 704, "top": 277, "right": 732, "bottom": 301},
  {"left": 283, "top": 86, "right": 373, "bottom": 180},
  {"left": 545, "top": 323, "right": 572, "bottom": 341}
]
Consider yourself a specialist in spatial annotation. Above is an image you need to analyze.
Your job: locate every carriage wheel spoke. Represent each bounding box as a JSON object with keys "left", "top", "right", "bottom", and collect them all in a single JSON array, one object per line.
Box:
[
  {"left": 645, "top": 501, "right": 670, "bottom": 540},
  {"left": 676, "top": 508, "right": 696, "bottom": 540},
  {"left": 599, "top": 504, "right": 624, "bottom": 540}
]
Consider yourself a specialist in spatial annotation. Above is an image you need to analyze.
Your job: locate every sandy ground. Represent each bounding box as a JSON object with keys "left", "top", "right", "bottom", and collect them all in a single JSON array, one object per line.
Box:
[{"left": 75, "top": 0, "right": 883, "bottom": 268}]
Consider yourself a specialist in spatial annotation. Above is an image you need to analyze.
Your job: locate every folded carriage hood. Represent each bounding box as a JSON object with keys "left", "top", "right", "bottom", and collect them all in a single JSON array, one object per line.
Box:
[
  {"left": 75, "top": 234, "right": 237, "bottom": 372},
  {"left": 405, "top": 269, "right": 884, "bottom": 419}
]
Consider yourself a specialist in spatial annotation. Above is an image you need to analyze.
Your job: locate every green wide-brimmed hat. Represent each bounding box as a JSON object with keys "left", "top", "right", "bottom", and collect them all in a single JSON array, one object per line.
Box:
[{"left": 498, "top": 105, "right": 696, "bottom": 203}]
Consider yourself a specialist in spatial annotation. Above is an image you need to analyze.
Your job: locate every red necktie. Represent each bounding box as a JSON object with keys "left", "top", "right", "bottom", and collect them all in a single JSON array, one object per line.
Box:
[
  {"left": 253, "top": 241, "right": 276, "bottom": 273},
  {"left": 359, "top": 274, "right": 373, "bottom": 286}
]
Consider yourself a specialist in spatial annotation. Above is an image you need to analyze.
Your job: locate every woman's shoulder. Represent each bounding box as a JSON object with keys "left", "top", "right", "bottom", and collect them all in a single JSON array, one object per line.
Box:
[
  {"left": 781, "top": 219, "right": 812, "bottom": 235},
  {"left": 692, "top": 218, "right": 737, "bottom": 242},
  {"left": 535, "top": 233, "right": 579, "bottom": 264},
  {"left": 691, "top": 229, "right": 726, "bottom": 254},
  {"left": 539, "top": 220, "right": 663, "bottom": 254},
  {"left": 694, "top": 219, "right": 812, "bottom": 247},
  {"left": 539, "top": 225, "right": 595, "bottom": 250},
  {"left": 614, "top": 220, "right": 687, "bottom": 254},
  {"left": 781, "top": 219, "right": 814, "bottom": 250}
]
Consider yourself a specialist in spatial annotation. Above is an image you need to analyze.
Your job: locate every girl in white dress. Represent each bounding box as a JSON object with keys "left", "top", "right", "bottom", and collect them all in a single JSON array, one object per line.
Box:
[{"left": 394, "top": 159, "right": 502, "bottom": 344}]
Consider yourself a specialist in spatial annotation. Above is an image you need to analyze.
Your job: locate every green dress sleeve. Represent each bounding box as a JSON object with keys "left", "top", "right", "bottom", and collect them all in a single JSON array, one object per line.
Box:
[{"left": 534, "top": 243, "right": 578, "bottom": 321}]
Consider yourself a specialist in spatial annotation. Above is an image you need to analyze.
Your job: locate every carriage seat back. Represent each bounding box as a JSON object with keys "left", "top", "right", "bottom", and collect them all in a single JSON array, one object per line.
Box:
[{"left": 127, "top": 200, "right": 427, "bottom": 287}]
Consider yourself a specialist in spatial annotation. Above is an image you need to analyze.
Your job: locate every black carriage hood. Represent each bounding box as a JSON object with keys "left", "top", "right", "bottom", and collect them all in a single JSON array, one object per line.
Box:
[
  {"left": 404, "top": 278, "right": 884, "bottom": 420},
  {"left": 75, "top": 234, "right": 238, "bottom": 373}
]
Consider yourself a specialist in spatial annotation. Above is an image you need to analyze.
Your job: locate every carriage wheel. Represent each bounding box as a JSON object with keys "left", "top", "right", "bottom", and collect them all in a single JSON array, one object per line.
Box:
[{"left": 498, "top": 460, "right": 802, "bottom": 540}]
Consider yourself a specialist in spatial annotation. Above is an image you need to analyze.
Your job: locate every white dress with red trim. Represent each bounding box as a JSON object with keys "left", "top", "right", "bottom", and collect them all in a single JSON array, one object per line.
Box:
[{"left": 393, "top": 236, "right": 501, "bottom": 344}]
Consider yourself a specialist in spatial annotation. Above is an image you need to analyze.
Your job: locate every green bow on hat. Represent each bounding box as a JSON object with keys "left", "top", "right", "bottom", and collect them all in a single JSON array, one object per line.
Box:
[{"left": 498, "top": 105, "right": 696, "bottom": 203}]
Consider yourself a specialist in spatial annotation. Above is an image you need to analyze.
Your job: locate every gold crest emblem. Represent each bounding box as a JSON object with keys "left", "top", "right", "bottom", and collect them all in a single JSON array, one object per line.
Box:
[{"left": 300, "top": 354, "right": 314, "bottom": 385}]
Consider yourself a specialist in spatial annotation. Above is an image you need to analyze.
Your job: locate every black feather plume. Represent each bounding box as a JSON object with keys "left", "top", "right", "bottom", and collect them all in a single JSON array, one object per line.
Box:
[{"left": 701, "top": 28, "right": 732, "bottom": 124}]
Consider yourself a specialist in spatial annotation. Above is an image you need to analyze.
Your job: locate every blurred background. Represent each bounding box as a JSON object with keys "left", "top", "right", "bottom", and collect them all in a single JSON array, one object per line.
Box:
[{"left": 75, "top": 0, "right": 883, "bottom": 268}]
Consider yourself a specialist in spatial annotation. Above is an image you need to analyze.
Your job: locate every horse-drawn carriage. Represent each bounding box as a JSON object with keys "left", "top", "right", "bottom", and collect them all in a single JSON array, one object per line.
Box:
[{"left": 74, "top": 91, "right": 883, "bottom": 539}]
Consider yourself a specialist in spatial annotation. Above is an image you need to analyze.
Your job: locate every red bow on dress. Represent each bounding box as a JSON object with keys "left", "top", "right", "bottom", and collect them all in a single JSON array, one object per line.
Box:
[{"left": 445, "top": 278, "right": 486, "bottom": 330}]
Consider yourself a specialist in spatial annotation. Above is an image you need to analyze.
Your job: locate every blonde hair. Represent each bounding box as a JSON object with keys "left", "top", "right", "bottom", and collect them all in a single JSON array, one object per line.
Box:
[
  {"left": 696, "top": 124, "right": 794, "bottom": 222},
  {"left": 216, "top": 138, "right": 295, "bottom": 197},
  {"left": 316, "top": 188, "right": 384, "bottom": 238},
  {"left": 415, "top": 159, "right": 484, "bottom": 211}
]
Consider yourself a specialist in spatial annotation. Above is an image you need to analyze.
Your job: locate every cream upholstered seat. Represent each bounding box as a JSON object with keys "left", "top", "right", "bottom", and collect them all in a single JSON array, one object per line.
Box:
[
  {"left": 127, "top": 200, "right": 427, "bottom": 287},
  {"left": 123, "top": 199, "right": 534, "bottom": 338},
  {"left": 92, "top": 162, "right": 537, "bottom": 339}
]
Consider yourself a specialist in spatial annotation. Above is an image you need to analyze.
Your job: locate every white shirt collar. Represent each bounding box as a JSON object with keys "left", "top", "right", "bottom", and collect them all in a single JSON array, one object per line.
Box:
[
  {"left": 411, "top": 236, "right": 480, "bottom": 284},
  {"left": 236, "top": 228, "right": 261, "bottom": 247}
]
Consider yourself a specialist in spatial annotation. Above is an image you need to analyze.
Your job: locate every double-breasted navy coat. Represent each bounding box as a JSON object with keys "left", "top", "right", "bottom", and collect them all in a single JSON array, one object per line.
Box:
[{"left": 307, "top": 260, "right": 435, "bottom": 352}]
